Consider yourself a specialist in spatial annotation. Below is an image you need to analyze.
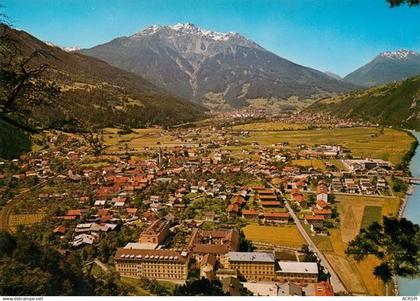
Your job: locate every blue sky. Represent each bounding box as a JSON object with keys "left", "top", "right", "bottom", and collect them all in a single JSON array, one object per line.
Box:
[{"left": 3, "top": 0, "right": 420, "bottom": 76}]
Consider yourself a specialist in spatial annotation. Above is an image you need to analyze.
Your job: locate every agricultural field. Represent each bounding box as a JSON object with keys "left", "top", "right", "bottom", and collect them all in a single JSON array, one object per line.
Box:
[
  {"left": 235, "top": 127, "right": 413, "bottom": 164},
  {"left": 311, "top": 235, "right": 334, "bottom": 252},
  {"left": 291, "top": 159, "right": 326, "bottom": 170},
  {"left": 243, "top": 224, "right": 305, "bottom": 248},
  {"left": 310, "top": 193, "right": 401, "bottom": 295},
  {"left": 328, "top": 229, "right": 386, "bottom": 296},
  {"left": 230, "top": 121, "right": 314, "bottom": 131},
  {"left": 101, "top": 128, "right": 182, "bottom": 153},
  {"left": 360, "top": 206, "right": 383, "bottom": 229},
  {"left": 336, "top": 194, "right": 400, "bottom": 242},
  {"left": 8, "top": 212, "right": 46, "bottom": 232}
]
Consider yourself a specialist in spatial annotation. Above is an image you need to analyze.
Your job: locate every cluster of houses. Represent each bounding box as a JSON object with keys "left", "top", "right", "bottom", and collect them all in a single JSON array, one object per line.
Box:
[{"left": 1, "top": 117, "right": 403, "bottom": 297}]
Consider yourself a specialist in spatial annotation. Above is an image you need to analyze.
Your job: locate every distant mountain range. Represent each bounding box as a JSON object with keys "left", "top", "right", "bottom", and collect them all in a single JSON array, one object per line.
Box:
[
  {"left": 308, "top": 75, "right": 420, "bottom": 130},
  {"left": 324, "top": 71, "right": 342, "bottom": 81},
  {"left": 80, "top": 23, "right": 355, "bottom": 109},
  {"left": 1, "top": 25, "right": 203, "bottom": 131},
  {"left": 343, "top": 49, "right": 420, "bottom": 87}
]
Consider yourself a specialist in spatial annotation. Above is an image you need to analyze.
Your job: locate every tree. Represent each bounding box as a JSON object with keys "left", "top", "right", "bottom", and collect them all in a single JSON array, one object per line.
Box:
[
  {"left": 307, "top": 194, "right": 316, "bottom": 206},
  {"left": 81, "top": 131, "right": 105, "bottom": 155},
  {"left": 0, "top": 231, "right": 90, "bottom": 295},
  {"left": 174, "top": 278, "right": 227, "bottom": 296},
  {"left": 0, "top": 21, "right": 60, "bottom": 133},
  {"left": 238, "top": 230, "right": 255, "bottom": 252},
  {"left": 137, "top": 277, "right": 171, "bottom": 295},
  {"left": 328, "top": 193, "right": 336, "bottom": 204},
  {"left": 0, "top": 231, "right": 16, "bottom": 255},
  {"left": 392, "top": 176, "right": 408, "bottom": 193},
  {"left": 346, "top": 217, "right": 420, "bottom": 285},
  {"left": 92, "top": 270, "right": 131, "bottom": 296},
  {"left": 387, "top": 0, "right": 419, "bottom": 6},
  {"left": 301, "top": 244, "right": 330, "bottom": 281}
]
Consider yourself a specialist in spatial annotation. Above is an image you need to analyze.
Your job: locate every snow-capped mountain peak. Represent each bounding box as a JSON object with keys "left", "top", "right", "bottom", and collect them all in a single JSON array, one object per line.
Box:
[
  {"left": 62, "top": 46, "right": 81, "bottom": 52},
  {"left": 44, "top": 41, "right": 80, "bottom": 52},
  {"left": 137, "top": 23, "right": 243, "bottom": 42},
  {"left": 380, "top": 49, "right": 418, "bottom": 60}
]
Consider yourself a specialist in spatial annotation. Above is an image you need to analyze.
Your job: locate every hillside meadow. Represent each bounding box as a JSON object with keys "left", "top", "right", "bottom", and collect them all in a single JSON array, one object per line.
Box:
[{"left": 238, "top": 127, "right": 413, "bottom": 164}]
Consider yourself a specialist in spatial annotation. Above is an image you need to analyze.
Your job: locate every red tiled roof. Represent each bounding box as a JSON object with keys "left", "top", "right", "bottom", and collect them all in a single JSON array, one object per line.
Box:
[
  {"left": 264, "top": 212, "right": 289, "bottom": 218},
  {"left": 227, "top": 203, "right": 239, "bottom": 213},
  {"left": 67, "top": 209, "right": 85, "bottom": 216},
  {"left": 315, "top": 281, "right": 334, "bottom": 296},
  {"left": 53, "top": 225, "right": 66, "bottom": 234},
  {"left": 316, "top": 200, "right": 328, "bottom": 208},
  {"left": 260, "top": 201, "right": 281, "bottom": 206},
  {"left": 258, "top": 189, "right": 276, "bottom": 195},
  {"left": 313, "top": 209, "right": 332, "bottom": 215},
  {"left": 305, "top": 215, "right": 325, "bottom": 221},
  {"left": 127, "top": 208, "right": 138, "bottom": 214},
  {"left": 292, "top": 193, "right": 305, "bottom": 202},
  {"left": 241, "top": 210, "right": 259, "bottom": 216}
]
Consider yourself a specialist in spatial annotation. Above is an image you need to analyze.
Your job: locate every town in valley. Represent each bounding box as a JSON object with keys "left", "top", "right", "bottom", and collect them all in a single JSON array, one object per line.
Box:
[
  {"left": 0, "top": 110, "right": 416, "bottom": 296},
  {"left": 1, "top": 0, "right": 419, "bottom": 297}
]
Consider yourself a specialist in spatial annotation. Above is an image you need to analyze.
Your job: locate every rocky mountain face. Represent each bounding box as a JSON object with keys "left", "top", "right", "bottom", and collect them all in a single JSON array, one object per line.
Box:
[
  {"left": 343, "top": 49, "right": 420, "bottom": 87},
  {"left": 81, "top": 23, "right": 355, "bottom": 109}
]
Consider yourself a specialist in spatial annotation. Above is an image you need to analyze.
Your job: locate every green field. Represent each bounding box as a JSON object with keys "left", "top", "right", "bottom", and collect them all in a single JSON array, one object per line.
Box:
[
  {"left": 235, "top": 127, "right": 413, "bottom": 164},
  {"left": 360, "top": 206, "right": 382, "bottom": 229}
]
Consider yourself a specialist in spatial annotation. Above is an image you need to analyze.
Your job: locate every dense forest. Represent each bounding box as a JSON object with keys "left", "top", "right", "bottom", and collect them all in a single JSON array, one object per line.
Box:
[
  {"left": 308, "top": 75, "right": 420, "bottom": 130},
  {"left": 0, "top": 120, "right": 30, "bottom": 159},
  {"left": 0, "top": 24, "right": 204, "bottom": 133}
]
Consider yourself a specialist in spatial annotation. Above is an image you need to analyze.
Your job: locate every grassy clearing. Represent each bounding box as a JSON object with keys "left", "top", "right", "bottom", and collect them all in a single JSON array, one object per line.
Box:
[
  {"left": 120, "top": 277, "right": 151, "bottom": 296},
  {"left": 355, "top": 255, "right": 386, "bottom": 296},
  {"left": 311, "top": 235, "right": 334, "bottom": 252},
  {"left": 360, "top": 206, "right": 382, "bottom": 229},
  {"left": 102, "top": 127, "right": 184, "bottom": 152},
  {"left": 325, "top": 253, "right": 367, "bottom": 294},
  {"left": 190, "top": 197, "right": 227, "bottom": 219},
  {"left": 80, "top": 162, "right": 111, "bottom": 168},
  {"left": 243, "top": 224, "right": 305, "bottom": 248},
  {"left": 274, "top": 250, "right": 298, "bottom": 261},
  {"left": 327, "top": 229, "right": 386, "bottom": 295},
  {"left": 330, "top": 159, "right": 348, "bottom": 171},
  {"left": 237, "top": 127, "right": 413, "bottom": 164},
  {"left": 90, "top": 263, "right": 103, "bottom": 277},
  {"left": 340, "top": 206, "right": 361, "bottom": 243},
  {"left": 291, "top": 159, "right": 326, "bottom": 170}
]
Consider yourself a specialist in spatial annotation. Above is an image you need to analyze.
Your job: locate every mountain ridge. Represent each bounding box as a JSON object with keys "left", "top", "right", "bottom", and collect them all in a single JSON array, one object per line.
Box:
[
  {"left": 0, "top": 25, "right": 204, "bottom": 131},
  {"left": 343, "top": 49, "right": 420, "bottom": 87},
  {"left": 80, "top": 23, "right": 356, "bottom": 109}
]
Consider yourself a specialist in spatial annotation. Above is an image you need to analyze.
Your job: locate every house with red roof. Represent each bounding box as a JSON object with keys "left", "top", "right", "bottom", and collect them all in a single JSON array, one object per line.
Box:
[
  {"left": 315, "top": 281, "right": 334, "bottom": 296},
  {"left": 263, "top": 212, "right": 289, "bottom": 224}
]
